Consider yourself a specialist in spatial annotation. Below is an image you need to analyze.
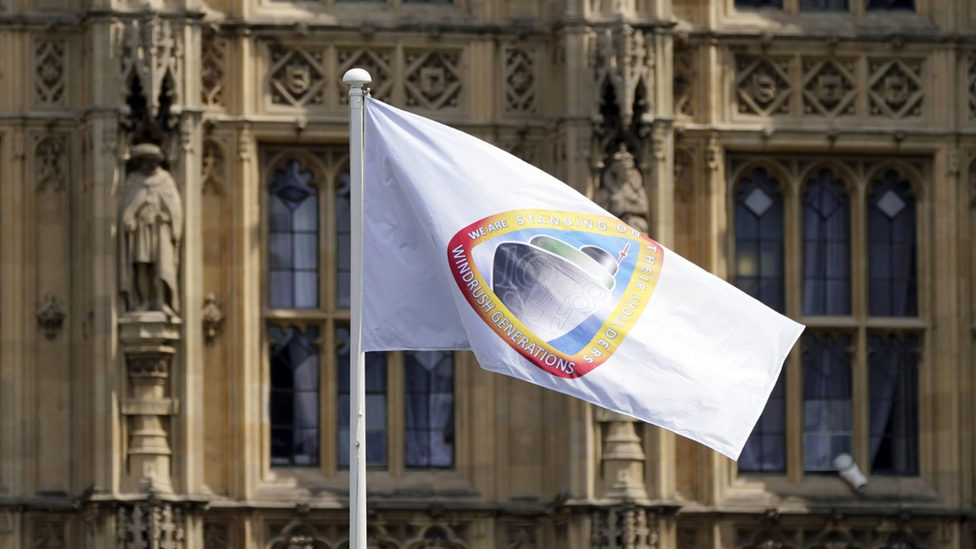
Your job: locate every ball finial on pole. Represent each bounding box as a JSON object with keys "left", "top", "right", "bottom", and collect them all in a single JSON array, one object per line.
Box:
[{"left": 343, "top": 68, "right": 372, "bottom": 88}]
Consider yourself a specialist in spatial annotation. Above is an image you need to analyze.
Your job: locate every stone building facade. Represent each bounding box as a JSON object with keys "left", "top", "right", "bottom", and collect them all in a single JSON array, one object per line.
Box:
[{"left": 0, "top": 0, "right": 975, "bottom": 547}]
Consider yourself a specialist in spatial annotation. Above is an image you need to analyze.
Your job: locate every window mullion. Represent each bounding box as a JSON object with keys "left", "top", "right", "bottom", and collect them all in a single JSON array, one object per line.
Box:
[
  {"left": 786, "top": 169, "right": 804, "bottom": 481},
  {"left": 388, "top": 351, "right": 406, "bottom": 478},
  {"left": 852, "top": 166, "right": 870, "bottom": 472}
]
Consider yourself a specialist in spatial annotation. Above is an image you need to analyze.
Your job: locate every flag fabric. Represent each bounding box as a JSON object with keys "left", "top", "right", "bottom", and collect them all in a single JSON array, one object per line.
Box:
[{"left": 362, "top": 98, "right": 803, "bottom": 460}]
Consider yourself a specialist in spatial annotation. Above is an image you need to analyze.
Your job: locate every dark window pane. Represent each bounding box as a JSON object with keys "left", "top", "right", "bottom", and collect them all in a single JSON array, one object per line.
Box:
[
  {"left": 734, "top": 167, "right": 785, "bottom": 314},
  {"left": 867, "top": 170, "right": 917, "bottom": 316},
  {"left": 802, "top": 332, "right": 852, "bottom": 472},
  {"left": 800, "top": 0, "right": 848, "bottom": 9},
  {"left": 336, "top": 171, "right": 351, "bottom": 308},
  {"left": 869, "top": 334, "right": 919, "bottom": 475},
  {"left": 268, "top": 159, "right": 319, "bottom": 309},
  {"left": 802, "top": 169, "right": 851, "bottom": 315},
  {"left": 739, "top": 372, "right": 786, "bottom": 473},
  {"left": 336, "top": 326, "right": 388, "bottom": 469},
  {"left": 404, "top": 351, "right": 455, "bottom": 469},
  {"left": 269, "top": 325, "right": 320, "bottom": 467},
  {"left": 735, "top": 0, "right": 783, "bottom": 7},
  {"left": 867, "top": 0, "right": 913, "bottom": 9}
]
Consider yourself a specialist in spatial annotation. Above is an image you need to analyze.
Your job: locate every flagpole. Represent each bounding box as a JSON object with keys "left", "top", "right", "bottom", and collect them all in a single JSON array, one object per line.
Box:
[{"left": 343, "top": 67, "right": 371, "bottom": 549}]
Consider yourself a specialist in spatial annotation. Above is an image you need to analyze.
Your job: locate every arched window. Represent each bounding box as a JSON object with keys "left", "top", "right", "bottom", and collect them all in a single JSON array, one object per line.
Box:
[
  {"left": 735, "top": 167, "right": 785, "bottom": 313},
  {"left": 802, "top": 168, "right": 851, "bottom": 316},
  {"left": 867, "top": 169, "right": 917, "bottom": 317},
  {"left": 732, "top": 154, "right": 923, "bottom": 480},
  {"left": 264, "top": 146, "right": 456, "bottom": 474}
]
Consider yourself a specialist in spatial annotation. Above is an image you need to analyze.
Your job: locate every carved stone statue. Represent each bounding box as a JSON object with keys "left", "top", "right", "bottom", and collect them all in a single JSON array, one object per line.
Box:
[
  {"left": 119, "top": 143, "right": 183, "bottom": 318},
  {"left": 596, "top": 145, "right": 650, "bottom": 234}
]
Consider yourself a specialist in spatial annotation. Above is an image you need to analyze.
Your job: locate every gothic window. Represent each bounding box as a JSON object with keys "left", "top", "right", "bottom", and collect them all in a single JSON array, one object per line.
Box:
[
  {"left": 734, "top": 167, "right": 785, "bottom": 313},
  {"left": 803, "top": 169, "right": 851, "bottom": 316},
  {"left": 732, "top": 156, "right": 924, "bottom": 480},
  {"left": 405, "top": 351, "right": 455, "bottom": 469},
  {"left": 868, "top": 169, "right": 917, "bottom": 317},
  {"left": 270, "top": 326, "right": 321, "bottom": 467},
  {"left": 264, "top": 146, "right": 456, "bottom": 473},
  {"left": 869, "top": 334, "right": 919, "bottom": 475},
  {"left": 735, "top": 0, "right": 784, "bottom": 8},
  {"left": 800, "top": 0, "right": 848, "bottom": 8},
  {"left": 867, "top": 0, "right": 913, "bottom": 9},
  {"left": 802, "top": 333, "right": 852, "bottom": 472}
]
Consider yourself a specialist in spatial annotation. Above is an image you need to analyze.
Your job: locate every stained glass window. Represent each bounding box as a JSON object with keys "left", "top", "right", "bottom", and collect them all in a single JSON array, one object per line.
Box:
[
  {"left": 268, "top": 159, "right": 319, "bottom": 309},
  {"left": 868, "top": 170, "right": 917, "bottom": 317},
  {"left": 337, "top": 326, "right": 389, "bottom": 469},
  {"left": 802, "top": 333, "right": 852, "bottom": 472},
  {"left": 269, "top": 326, "right": 320, "bottom": 467},
  {"left": 803, "top": 169, "right": 851, "bottom": 315},
  {"left": 869, "top": 334, "right": 919, "bottom": 475},
  {"left": 405, "top": 351, "right": 455, "bottom": 469}
]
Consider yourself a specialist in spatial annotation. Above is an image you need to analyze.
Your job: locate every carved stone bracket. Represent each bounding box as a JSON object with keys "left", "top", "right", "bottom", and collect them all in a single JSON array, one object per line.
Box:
[
  {"left": 116, "top": 498, "right": 185, "bottom": 549},
  {"left": 591, "top": 505, "right": 658, "bottom": 549},
  {"left": 202, "top": 293, "right": 225, "bottom": 343},
  {"left": 119, "top": 313, "right": 181, "bottom": 493},
  {"left": 36, "top": 293, "right": 66, "bottom": 340}
]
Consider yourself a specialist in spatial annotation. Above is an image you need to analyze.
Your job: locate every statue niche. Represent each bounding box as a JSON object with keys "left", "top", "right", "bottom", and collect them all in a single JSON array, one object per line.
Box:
[
  {"left": 119, "top": 143, "right": 183, "bottom": 318},
  {"left": 596, "top": 145, "right": 650, "bottom": 234}
]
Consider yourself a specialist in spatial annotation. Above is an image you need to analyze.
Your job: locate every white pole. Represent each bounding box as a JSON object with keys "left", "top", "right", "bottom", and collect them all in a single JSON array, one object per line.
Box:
[{"left": 342, "top": 67, "right": 371, "bottom": 549}]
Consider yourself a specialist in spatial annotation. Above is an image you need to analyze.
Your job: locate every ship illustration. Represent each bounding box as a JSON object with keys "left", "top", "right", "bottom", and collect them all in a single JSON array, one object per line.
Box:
[{"left": 491, "top": 235, "right": 622, "bottom": 342}]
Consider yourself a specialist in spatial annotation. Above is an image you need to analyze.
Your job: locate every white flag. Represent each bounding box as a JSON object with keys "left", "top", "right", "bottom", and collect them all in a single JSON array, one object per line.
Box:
[{"left": 362, "top": 98, "right": 803, "bottom": 460}]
